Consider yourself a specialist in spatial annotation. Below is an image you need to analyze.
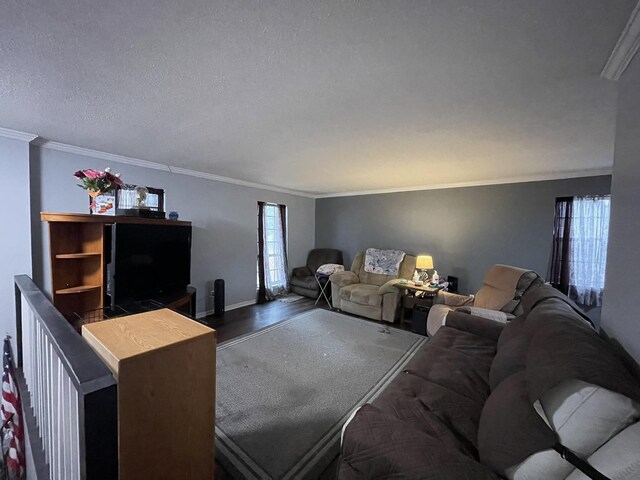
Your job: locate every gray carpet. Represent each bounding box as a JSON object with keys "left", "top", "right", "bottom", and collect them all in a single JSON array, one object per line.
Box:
[{"left": 215, "top": 308, "right": 427, "bottom": 479}]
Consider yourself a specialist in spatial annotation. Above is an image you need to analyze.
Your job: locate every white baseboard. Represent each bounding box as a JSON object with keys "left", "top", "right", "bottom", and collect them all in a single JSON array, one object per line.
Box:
[{"left": 196, "top": 299, "right": 257, "bottom": 319}]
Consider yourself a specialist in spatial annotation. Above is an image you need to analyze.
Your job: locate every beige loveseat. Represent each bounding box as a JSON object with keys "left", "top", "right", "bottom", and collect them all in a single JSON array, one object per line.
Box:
[{"left": 329, "top": 250, "right": 416, "bottom": 323}]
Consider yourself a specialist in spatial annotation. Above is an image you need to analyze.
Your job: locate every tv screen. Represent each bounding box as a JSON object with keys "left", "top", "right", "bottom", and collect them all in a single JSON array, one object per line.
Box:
[{"left": 112, "top": 224, "right": 192, "bottom": 304}]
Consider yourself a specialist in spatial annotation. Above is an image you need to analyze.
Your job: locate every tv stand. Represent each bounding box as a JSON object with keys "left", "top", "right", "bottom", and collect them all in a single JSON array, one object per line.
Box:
[{"left": 41, "top": 213, "right": 194, "bottom": 319}]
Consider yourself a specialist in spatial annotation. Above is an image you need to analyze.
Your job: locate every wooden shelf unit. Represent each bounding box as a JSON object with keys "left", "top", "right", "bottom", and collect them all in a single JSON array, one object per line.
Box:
[{"left": 42, "top": 212, "right": 193, "bottom": 317}]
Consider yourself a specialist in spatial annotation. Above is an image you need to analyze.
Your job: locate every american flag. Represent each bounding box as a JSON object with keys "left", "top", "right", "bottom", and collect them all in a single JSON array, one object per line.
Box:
[{"left": 1, "top": 337, "right": 24, "bottom": 480}]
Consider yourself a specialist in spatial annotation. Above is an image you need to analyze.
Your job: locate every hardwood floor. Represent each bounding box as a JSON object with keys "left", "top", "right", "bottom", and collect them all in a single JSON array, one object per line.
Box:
[
  {"left": 201, "top": 296, "right": 414, "bottom": 479},
  {"left": 201, "top": 296, "right": 323, "bottom": 343}
]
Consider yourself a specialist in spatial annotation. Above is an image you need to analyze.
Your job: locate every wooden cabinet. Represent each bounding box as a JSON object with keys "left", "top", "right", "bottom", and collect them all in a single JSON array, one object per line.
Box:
[
  {"left": 82, "top": 308, "right": 216, "bottom": 479},
  {"left": 41, "top": 212, "right": 192, "bottom": 317}
]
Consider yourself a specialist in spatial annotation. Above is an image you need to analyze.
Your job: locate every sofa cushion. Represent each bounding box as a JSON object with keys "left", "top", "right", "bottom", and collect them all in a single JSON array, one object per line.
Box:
[
  {"left": 339, "top": 283, "right": 382, "bottom": 307},
  {"left": 565, "top": 422, "right": 640, "bottom": 480},
  {"left": 505, "top": 379, "right": 640, "bottom": 480},
  {"left": 478, "top": 371, "right": 557, "bottom": 474},
  {"left": 339, "top": 404, "right": 499, "bottom": 480},
  {"left": 290, "top": 275, "right": 318, "bottom": 290},
  {"left": 373, "top": 326, "right": 498, "bottom": 455},
  {"left": 496, "top": 315, "right": 526, "bottom": 350},
  {"left": 489, "top": 333, "right": 529, "bottom": 391},
  {"left": 524, "top": 308, "right": 640, "bottom": 404}
]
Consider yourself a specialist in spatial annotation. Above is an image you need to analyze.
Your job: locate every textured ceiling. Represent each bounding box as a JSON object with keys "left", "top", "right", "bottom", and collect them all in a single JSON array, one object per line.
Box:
[{"left": 0, "top": 0, "right": 635, "bottom": 195}]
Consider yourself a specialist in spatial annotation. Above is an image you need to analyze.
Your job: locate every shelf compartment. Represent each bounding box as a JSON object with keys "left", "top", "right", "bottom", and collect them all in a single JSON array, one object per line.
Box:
[
  {"left": 56, "top": 285, "right": 102, "bottom": 295},
  {"left": 55, "top": 253, "right": 102, "bottom": 259}
]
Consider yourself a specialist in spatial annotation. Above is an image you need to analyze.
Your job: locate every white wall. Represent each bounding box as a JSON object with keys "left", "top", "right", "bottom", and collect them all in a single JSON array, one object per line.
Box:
[
  {"left": 601, "top": 55, "right": 640, "bottom": 363},
  {"left": 0, "top": 137, "right": 32, "bottom": 342},
  {"left": 30, "top": 147, "right": 315, "bottom": 317}
]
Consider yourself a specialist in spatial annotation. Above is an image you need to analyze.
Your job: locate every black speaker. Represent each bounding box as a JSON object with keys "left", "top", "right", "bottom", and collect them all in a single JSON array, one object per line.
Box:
[
  {"left": 214, "top": 278, "right": 225, "bottom": 317},
  {"left": 447, "top": 276, "right": 458, "bottom": 293},
  {"left": 411, "top": 304, "right": 430, "bottom": 336}
]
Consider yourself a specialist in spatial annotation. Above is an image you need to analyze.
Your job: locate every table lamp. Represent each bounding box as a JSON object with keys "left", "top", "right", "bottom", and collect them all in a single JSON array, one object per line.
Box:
[{"left": 415, "top": 255, "right": 434, "bottom": 283}]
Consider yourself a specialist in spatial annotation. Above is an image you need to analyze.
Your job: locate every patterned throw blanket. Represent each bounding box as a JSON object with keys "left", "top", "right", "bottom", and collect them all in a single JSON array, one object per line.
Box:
[{"left": 364, "top": 248, "right": 406, "bottom": 275}]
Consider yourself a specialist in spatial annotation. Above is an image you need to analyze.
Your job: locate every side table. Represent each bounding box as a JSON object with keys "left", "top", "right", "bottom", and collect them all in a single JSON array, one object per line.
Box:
[{"left": 394, "top": 284, "right": 444, "bottom": 330}]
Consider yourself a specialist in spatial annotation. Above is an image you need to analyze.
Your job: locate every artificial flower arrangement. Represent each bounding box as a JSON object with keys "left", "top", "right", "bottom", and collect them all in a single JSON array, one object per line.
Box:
[
  {"left": 74, "top": 167, "right": 123, "bottom": 197},
  {"left": 74, "top": 167, "right": 124, "bottom": 214}
]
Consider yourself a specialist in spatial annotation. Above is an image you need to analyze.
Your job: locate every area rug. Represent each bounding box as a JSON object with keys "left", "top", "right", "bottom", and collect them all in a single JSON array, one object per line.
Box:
[
  {"left": 277, "top": 293, "right": 306, "bottom": 304},
  {"left": 215, "top": 309, "right": 427, "bottom": 479}
]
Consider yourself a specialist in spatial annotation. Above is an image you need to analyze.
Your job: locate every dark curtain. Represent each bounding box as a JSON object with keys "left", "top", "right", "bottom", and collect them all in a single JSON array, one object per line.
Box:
[
  {"left": 257, "top": 201, "right": 268, "bottom": 303},
  {"left": 549, "top": 197, "right": 573, "bottom": 295},
  {"left": 278, "top": 203, "right": 289, "bottom": 285}
]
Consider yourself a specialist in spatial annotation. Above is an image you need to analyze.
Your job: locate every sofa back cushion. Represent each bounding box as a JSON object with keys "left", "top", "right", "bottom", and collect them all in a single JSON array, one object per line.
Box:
[
  {"left": 504, "top": 379, "right": 640, "bottom": 480},
  {"left": 307, "top": 248, "right": 343, "bottom": 274},
  {"left": 351, "top": 250, "right": 416, "bottom": 286},
  {"left": 480, "top": 293, "right": 640, "bottom": 478}
]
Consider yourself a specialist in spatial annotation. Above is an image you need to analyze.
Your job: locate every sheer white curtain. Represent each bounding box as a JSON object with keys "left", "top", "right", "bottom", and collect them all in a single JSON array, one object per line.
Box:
[
  {"left": 568, "top": 196, "right": 610, "bottom": 306},
  {"left": 260, "top": 203, "right": 289, "bottom": 300}
]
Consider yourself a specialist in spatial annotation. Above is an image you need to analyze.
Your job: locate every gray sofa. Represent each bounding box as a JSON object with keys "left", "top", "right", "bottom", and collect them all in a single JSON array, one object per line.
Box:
[
  {"left": 329, "top": 250, "right": 416, "bottom": 323},
  {"left": 290, "top": 248, "right": 343, "bottom": 298},
  {"left": 338, "top": 284, "right": 640, "bottom": 479}
]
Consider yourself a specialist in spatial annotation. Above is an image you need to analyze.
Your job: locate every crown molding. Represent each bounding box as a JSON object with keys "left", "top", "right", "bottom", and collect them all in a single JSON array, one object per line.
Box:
[
  {"left": 167, "top": 166, "right": 316, "bottom": 198},
  {"left": 35, "top": 138, "right": 610, "bottom": 200},
  {"left": 601, "top": 0, "right": 640, "bottom": 81},
  {"left": 39, "top": 140, "right": 172, "bottom": 171},
  {"left": 37, "top": 139, "right": 315, "bottom": 198},
  {"left": 0, "top": 127, "right": 38, "bottom": 143},
  {"left": 315, "top": 167, "right": 613, "bottom": 199}
]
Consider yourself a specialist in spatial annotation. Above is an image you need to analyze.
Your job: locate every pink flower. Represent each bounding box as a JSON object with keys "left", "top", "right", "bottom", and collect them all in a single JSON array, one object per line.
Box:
[{"left": 83, "top": 169, "right": 102, "bottom": 179}]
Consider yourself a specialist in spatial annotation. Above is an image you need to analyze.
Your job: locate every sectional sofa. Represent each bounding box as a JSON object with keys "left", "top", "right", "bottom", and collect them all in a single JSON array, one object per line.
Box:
[{"left": 338, "top": 284, "right": 640, "bottom": 479}]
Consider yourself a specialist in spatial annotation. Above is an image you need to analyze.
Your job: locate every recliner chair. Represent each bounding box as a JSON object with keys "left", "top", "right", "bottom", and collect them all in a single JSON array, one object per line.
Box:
[
  {"left": 426, "top": 264, "right": 543, "bottom": 336},
  {"left": 329, "top": 250, "right": 416, "bottom": 323},
  {"left": 290, "top": 248, "right": 343, "bottom": 298}
]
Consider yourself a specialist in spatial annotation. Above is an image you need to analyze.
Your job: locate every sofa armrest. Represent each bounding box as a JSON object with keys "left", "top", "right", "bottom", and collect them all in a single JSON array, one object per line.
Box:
[
  {"left": 329, "top": 270, "right": 359, "bottom": 287},
  {"left": 444, "top": 311, "right": 505, "bottom": 342},
  {"left": 291, "top": 266, "right": 312, "bottom": 277},
  {"left": 378, "top": 279, "right": 403, "bottom": 296},
  {"left": 436, "top": 291, "right": 475, "bottom": 307},
  {"left": 454, "top": 307, "right": 514, "bottom": 324}
]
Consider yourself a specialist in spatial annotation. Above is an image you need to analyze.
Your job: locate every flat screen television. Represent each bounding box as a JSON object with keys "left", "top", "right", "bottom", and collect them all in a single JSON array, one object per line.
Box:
[{"left": 110, "top": 223, "right": 192, "bottom": 305}]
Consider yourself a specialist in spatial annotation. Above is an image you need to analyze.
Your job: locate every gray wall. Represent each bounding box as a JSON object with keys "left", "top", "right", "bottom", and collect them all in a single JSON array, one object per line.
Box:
[
  {"left": 0, "top": 137, "right": 32, "bottom": 343},
  {"left": 601, "top": 55, "right": 640, "bottom": 363},
  {"left": 30, "top": 147, "right": 316, "bottom": 317},
  {"left": 316, "top": 176, "right": 611, "bottom": 295}
]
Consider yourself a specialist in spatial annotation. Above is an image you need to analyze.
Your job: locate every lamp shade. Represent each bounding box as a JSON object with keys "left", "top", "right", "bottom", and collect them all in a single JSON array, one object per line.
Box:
[{"left": 416, "top": 255, "right": 434, "bottom": 269}]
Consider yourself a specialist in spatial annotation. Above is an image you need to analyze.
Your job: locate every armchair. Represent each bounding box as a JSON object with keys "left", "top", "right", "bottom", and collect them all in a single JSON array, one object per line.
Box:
[
  {"left": 426, "top": 264, "right": 543, "bottom": 336},
  {"left": 330, "top": 250, "right": 416, "bottom": 323},
  {"left": 290, "top": 248, "right": 343, "bottom": 299}
]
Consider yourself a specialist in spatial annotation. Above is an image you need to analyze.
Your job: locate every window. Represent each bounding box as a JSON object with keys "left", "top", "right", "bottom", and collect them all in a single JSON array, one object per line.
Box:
[
  {"left": 550, "top": 195, "right": 611, "bottom": 306},
  {"left": 257, "top": 202, "right": 289, "bottom": 301}
]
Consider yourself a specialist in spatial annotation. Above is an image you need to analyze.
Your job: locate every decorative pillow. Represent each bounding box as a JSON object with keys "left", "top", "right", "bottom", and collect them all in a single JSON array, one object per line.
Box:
[{"left": 316, "top": 263, "right": 344, "bottom": 276}]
